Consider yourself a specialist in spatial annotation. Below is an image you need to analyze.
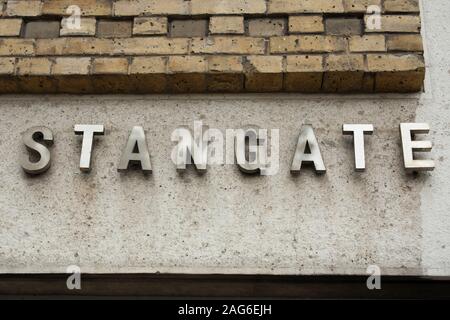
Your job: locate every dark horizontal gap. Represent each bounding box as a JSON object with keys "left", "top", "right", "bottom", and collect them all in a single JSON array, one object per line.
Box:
[{"left": 0, "top": 274, "right": 449, "bottom": 299}]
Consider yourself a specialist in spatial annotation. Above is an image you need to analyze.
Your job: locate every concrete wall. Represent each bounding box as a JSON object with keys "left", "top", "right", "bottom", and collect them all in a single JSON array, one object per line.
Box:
[{"left": 0, "top": 0, "right": 449, "bottom": 276}]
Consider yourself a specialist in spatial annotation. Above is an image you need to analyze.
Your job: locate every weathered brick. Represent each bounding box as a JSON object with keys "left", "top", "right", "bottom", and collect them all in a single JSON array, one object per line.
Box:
[
  {"left": 0, "top": 18, "right": 22, "bottom": 36},
  {"left": 36, "top": 38, "right": 114, "bottom": 55},
  {"left": 207, "top": 74, "right": 244, "bottom": 92},
  {"left": 52, "top": 57, "right": 91, "bottom": 75},
  {"left": 170, "top": 20, "right": 208, "bottom": 38},
  {"left": 60, "top": 17, "right": 96, "bottom": 36},
  {"left": 16, "top": 58, "right": 52, "bottom": 75},
  {"left": 375, "top": 70, "right": 424, "bottom": 92},
  {"left": 169, "top": 74, "right": 207, "bottom": 93},
  {"left": 42, "top": 0, "right": 112, "bottom": 16},
  {"left": 0, "top": 0, "right": 425, "bottom": 94},
  {"left": 168, "top": 56, "right": 207, "bottom": 73},
  {"left": 247, "top": 18, "right": 286, "bottom": 37},
  {"left": 387, "top": 35, "right": 423, "bottom": 51},
  {"left": 0, "top": 0, "right": 5, "bottom": 16},
  {"left": 0, "top": 39, "right": 34, "bottom": 56},
  {"left": 18, "top": 76, "right": 57, "bottom": 93},
  {"left": 289, "top": 15, "right": 324, "bottom": 33},
  {"left": 0, "top": 58, "right": 16, "bottom": 74},
  {"left": 131, "top": 74, "right": 166, "bottom": 93},
  {"left": 0, "top": 77, "right": 19, "bottom": 93},
  {"left": 130, "top": 57, "right": 167, "bottom": 74},
  {"left": 133, "top": 17, "right": 168, "bottom": 35},
  {"left": 245, "top": 73, "right": 283, "bottom": 92},
  {"left": 326, "top": 18, "right": 363, "bottom": 35},
  {"left": 384, "top": 0, "right": 419, "bottom": 13},
  {"left": 92, "top": 75, "right": 135, "bottom": 93},
  {"left": 210, "top": 16, "right": 244, "bottom": 34},
  {"left": 208, "top": 56, "right": 243, "bottom": 73},
  {"left": 93, "top": 58, "right": 129, "bottom": 74},
  {"left": 114, "top": 38, "right": 189, "bottom": 55},
  {"left": 245, "top": 56, "right": 283, "bottom": 92},
  {"left": 54, "top": 76, "right": 91, "bottom": 93},
  {"left": 191, "top": 37, "right": 265, "bottom": 54},
  {"left": 270, "top": 35, "right": 346, "bottom": 53},
  {"left": 268, "top": 0, "right": 344, "bottom": 13},
  {"left": 323, "top": 72, "right": 365, "bottom": 92},
  {"left": 246, "top": 56, "right": 283, "bottom": 73},
  {"left": 365, "top": 15, "right": 421, "bottom": 33},
  {"left": 349, "top": 35, "right": 386, "bottom": 52},
  {"left": 361, "top": 73, "right": 375, "bottom": 92},
  {"left": 191, "top": 0, "right": 266, "bottom": 15},
  {"left": 285, "top": 73, "right": 323, "bottom": 92},
  {"left": 325, "top": 55, "right": 365, "bottom": 71},
  {"left": 286, "top": 55, "right": 324, "bottom": 72},
  {"left": 24, "top": 21, "right": 60, "bottom": 39},
  {"left": 324, "top": 54, "right": 366, "bottom": 92},
  {"left": 367, "top": 54, "right": 424, "bottom": 72},
  {"left": 6, "top": 0, "right": 42, "bottom": 16},
  {"left": 343, "top": 0, "right": 382, "bottom": 13},
  {"left": 97, "top": 20, "right": 132, "bottom": 38},
  {"left": 114, "top": 0, "right": 189, "bottom": 16}
]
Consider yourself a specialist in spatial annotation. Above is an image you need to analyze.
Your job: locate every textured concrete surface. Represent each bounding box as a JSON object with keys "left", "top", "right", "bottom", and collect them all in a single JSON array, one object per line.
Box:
[{"left": 0, "top": 0, "right": 448, "bottom": 276}]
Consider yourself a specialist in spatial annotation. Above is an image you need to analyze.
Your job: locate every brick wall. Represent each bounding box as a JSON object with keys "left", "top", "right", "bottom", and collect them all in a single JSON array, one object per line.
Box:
[{"left": 0, "top": 0, "right": 424, "bottom": 93}]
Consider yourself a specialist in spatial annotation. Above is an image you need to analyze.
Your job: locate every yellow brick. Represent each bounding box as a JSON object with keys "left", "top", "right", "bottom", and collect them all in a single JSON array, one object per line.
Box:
[
  {"left": 384, "top": 0, "right": 419, "bottom": 12},
  {"left": 367, "top": 54, "right": 424, "bottom": 72},
  {"left": 325, "top": 55, "right": 365, "bottom": 71},
  {"left": 343, "top": 0, "right": 382, "bottom": 13},
  {"left": 93, "top": 58, "right": 129, "bottom": 74},
  {"left": 349, "top": 35, "right": 386, "bottom": 52},
  {"left": 246, "top": 56, "right": 283, "bottom": 73},
  {"left": 114, "top": 0, "right": 189, "bottom": 16},
  {"left": 52, "top": 57, "right": 91, "bottom": 75},
  {"left": 387, "top": 35, "right": 423, "bottom": 51},
  {"left": 191, "top": 37, "right": 265, "bottom": 54},
  {"left": 268, "top": 0, "right": 344, "bottom": 13},
  {"left": 16, "top": 58, "right": 52, "bottom": 75},
  {"left": 210, "top": 16, "right": 244, "bottom": 34},
  {"left": 114, "top": 38, "right": 189, "bottom": 55},
  {"left": 270, "top": 35, "right": 346, "bottom": 53},
  {"left": 208, "top": 56, "right": 243, "bottom": 73},
  {"left": 286, "top": 55, "right": 324, "bottom": 72},
  {"left": 289, "top": 15, "right": 324, "bottom": 33},
  {"left": 168, "top": 56, "right": 208, "bottom": 73},
  {"left": 365, "top": 15, "right": 421, "bottom": 33},
  {"left": 133, "top": 17, "right": 168, "bottom": 35},
  {"left": 0, "top": 39, "right": 34, "bottom": 56},
  {"left": 6, "top": 0, "right": 42, "bottom": 16},
  {"left": 0, "top": 18, "right": 22, "bottom": 36},
  {"left": 129, "top": 57, "right": 167, "bottom": 74},
  {"left": 0, "top": 58, "right": 16, "bottom": 74},
  {"left": 191, "top": 0, "right": 266, "bottom": 14},
  {"left": 36, "top": 38, "right": 114, "bottom": 55},
  {"left": 42, "top": 0, "right": 112, "bottom": 16}
]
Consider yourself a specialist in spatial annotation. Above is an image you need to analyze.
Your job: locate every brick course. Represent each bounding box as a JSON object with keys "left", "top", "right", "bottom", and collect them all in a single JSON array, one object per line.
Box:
[{"left": 0, "top": 0, "right": 425, "bottom": 93}]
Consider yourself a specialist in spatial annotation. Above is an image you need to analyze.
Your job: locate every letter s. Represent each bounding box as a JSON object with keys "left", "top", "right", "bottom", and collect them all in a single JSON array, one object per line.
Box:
[{"left": 21, "top": 126, "right": 54, "bottom": 175}]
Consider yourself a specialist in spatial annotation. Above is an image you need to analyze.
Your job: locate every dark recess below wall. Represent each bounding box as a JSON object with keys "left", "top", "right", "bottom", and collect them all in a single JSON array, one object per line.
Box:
[{"left": 0, "top": 274, "right": 449, "bottom": 299}]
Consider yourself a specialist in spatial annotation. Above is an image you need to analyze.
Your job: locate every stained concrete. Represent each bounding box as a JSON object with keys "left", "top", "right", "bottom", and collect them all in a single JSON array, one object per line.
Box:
[{"left": 0, "top": 0, "right": 449, "bottom": 276}]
